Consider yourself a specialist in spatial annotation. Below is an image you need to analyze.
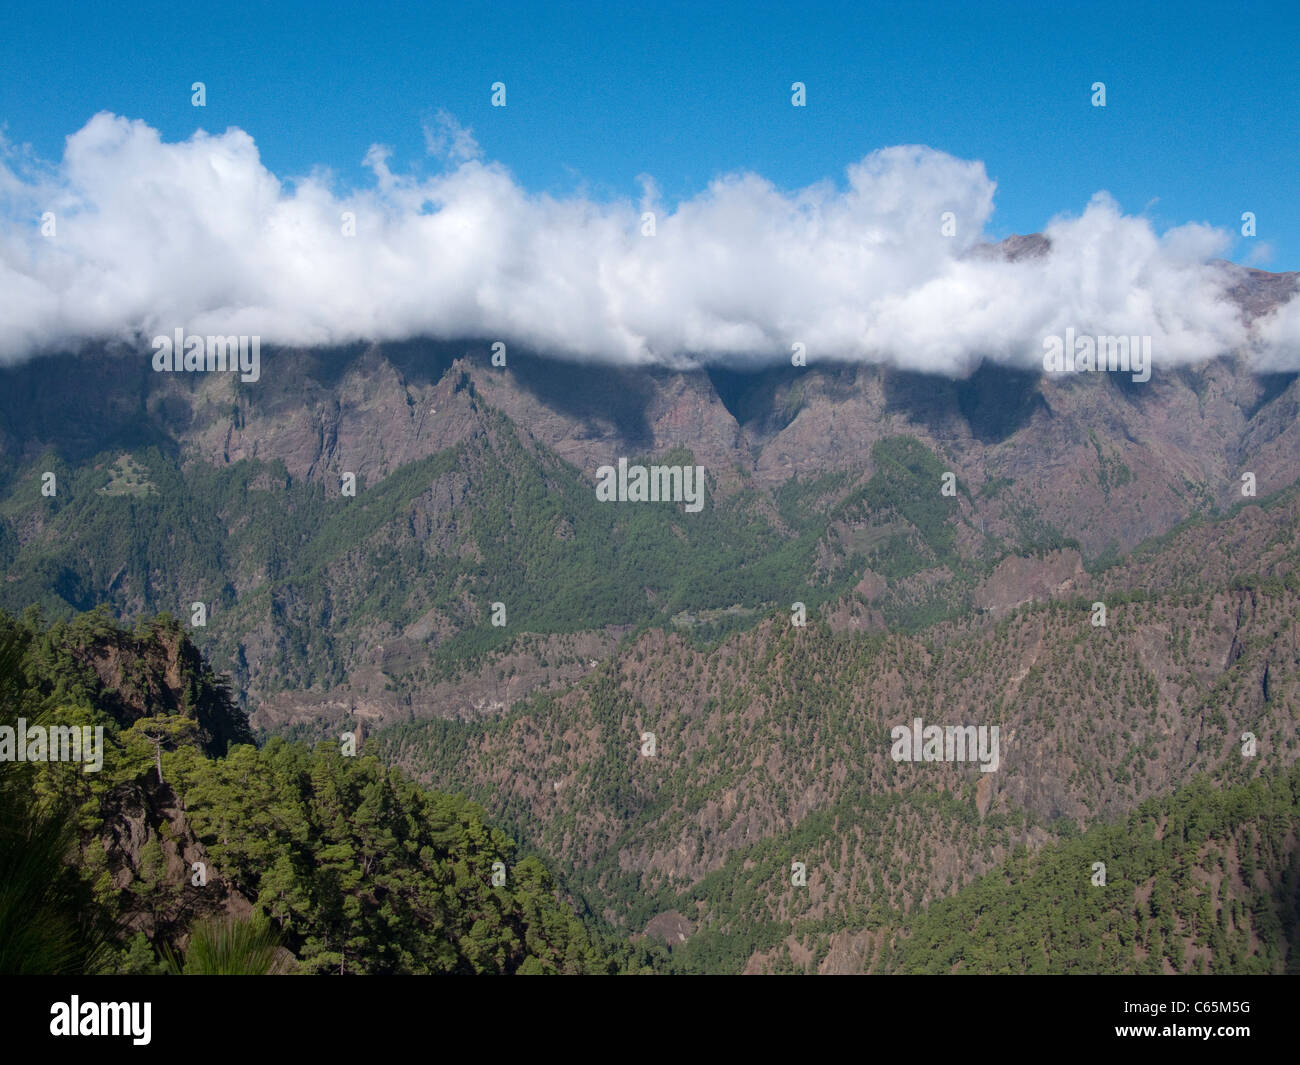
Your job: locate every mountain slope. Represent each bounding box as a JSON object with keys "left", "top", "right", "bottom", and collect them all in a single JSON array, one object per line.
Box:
[
  {"left": 0, "top": 610, "right": 640, "bottom": 974},
  {"left": 378, "top": 489, "right": 1300, "bottom": 971},
  {"left": 3, "top": 314, "right": 1300, "bottom": 732}
]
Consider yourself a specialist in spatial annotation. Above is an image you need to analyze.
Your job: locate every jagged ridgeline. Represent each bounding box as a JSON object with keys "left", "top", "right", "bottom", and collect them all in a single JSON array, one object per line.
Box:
[
  {"left": 0, "top": 394, "right": 860, "bottom": 713},
  {"left": 0, "top": 608, "right": 655, "bottom": 974},
  {"left": 0, "top": 348, "right": 1124, "bottom": 733},
  {"left": 3, "top": 339, "right": 1300, "bottom": 976}
]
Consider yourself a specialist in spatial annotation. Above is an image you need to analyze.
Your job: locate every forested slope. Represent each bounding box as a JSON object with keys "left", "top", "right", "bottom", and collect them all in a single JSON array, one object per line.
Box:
[{"left": 0, "top": 609, "right": 643, "bottom": 974}]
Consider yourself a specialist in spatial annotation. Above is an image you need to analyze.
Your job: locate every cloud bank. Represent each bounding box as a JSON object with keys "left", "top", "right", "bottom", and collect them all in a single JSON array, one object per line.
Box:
[{"left": 1, "top": 112, "right": 1295, "bottom": 374}]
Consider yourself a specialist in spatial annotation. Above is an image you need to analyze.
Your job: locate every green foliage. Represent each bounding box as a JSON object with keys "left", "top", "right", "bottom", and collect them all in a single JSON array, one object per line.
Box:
[
  {"left": 167, "top": 737, "right": 615, "bottom": 974},
  {"left": 163, "top": 915, "right": 286, "bottom": 975},
  {"left": 881, "top": 766, "right": 1300, "bottom": 974},
  {"left": 0, "top": 607, "right": 626, "bottom": 975},
  {"left": 0, "top": 417, "right": 866, "bottom": 694},
  {"left": 858, "top": 436, "right": 960, "bottom": 561},
  {"left": 0, "top": 629, "right": 109, "bottom": 974}
]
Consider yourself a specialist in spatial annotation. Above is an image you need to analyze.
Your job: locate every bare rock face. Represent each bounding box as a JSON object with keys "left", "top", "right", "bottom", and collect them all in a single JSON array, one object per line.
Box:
[
  {"left": 1217, "top": 262, "right": 1300, "bottom": 321},
  {"left": 752, "top": 366, "right": 896, "bottom": 484},
  {"left": 249, "top": 627, "right": 628, "bottom": 733},
  {"left": 964, "top": 232, "right": 1053, "bottom": 263},
  {"left": 642, "top": 910, "right": 694, "bottom": 948},
  {"left": 469, "top": 356, "right": 748, "bottom": 493},
  {"left": 973, "top": 549, "right": 1086, "bottom": 617},
  {"left": 99, "top": 775, "right": 254, "bottom": 938},
  {"left": 817, "top": 928, "right": 885, "bottom": 974},
  {"left": 68, "top": 623, "right": 253, "bottom": 756},
  {"left": 185, "top": 347, "right": 485, "bottom": 484}
]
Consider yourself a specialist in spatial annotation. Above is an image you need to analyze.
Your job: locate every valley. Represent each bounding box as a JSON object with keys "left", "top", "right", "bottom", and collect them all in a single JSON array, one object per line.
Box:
[{"left": 1, "top": 250, "right": 1298, "bottom": 972}]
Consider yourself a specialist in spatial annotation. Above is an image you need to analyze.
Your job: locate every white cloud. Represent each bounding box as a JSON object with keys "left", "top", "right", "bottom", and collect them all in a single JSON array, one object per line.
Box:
[
  {"left": 0, "top": 112, "right": 1292, "bottom": 373},
  {"left": 1251, "top": 292, "right": 1300, "bottom": 371},
  {"left": 421, "top": 109, "right": 482, "bottom": 164}
]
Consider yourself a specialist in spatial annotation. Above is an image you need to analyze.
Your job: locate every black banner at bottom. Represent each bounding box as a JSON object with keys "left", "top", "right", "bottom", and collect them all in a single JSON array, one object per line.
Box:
[{"left": 0, "top": 973, "right": 1289, "bottom": 1054}]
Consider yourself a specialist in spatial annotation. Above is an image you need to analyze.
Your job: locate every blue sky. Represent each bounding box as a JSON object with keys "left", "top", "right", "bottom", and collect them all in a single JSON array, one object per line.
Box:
[{"left": 3, "top": 0, "right": 1296, "bottom": 268}]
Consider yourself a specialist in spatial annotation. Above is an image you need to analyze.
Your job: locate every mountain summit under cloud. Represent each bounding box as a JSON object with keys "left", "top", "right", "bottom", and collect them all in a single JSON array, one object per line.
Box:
[{"left": 2, "top": 113, "right": 1296, "bottom": 374}]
